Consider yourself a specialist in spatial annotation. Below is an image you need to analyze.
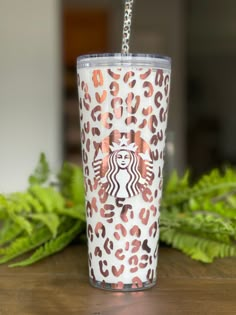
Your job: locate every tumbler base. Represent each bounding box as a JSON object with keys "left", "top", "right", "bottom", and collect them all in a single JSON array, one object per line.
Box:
[{"left": 89, "top": 278, "right": 157, "bottom": 292}]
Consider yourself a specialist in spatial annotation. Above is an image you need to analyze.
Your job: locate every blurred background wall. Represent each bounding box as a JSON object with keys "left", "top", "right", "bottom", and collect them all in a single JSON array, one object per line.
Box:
[
  {"left": 0, "top": 0, "right": 236, "bottom": 192},
  {"left": 0, "top": 0, "right": 62, "bottom": 192}
]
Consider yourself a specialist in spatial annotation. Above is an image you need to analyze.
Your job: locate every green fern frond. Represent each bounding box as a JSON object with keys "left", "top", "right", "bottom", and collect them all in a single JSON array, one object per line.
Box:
[
  {"left": 56, "top": 205, "right": 86, "bottom": 222},
  {"left": 0, "top": 225, "right": 52, "bottom": 263},
  {"left": 10, "top": 220, "right": 83, "bottom": 267},
  {"left": 0, "top": 220, "right": 22, "bottom": 246},
  {"left": 29, "top": 213, "right": 60, "bottom": 237},
  {"left": 188, "top": 197, "right": 236, "bottom": 219},
  {"left": 58, "top": 162, "right": 85, "bottom": 205},
  {"left": 7, "top": 212, "right": 33, "bottom": 235},
  {"left": 162, "top": 167, "right": 236, "bottom": 208},
  {"left": 29, "top": 185, "right": 65, "bottom": 213},
  {"left": 7, "top": 192, "right": 32, "bottom": 213},
  {"left": 0, "top": 217, "right": 76, "bottom": 264},
  {"left": 28, "top": 153, "right": 50, "bottom": 186},
  {"left": 160, "top": 227, "right": 236, "bottom": 263}
]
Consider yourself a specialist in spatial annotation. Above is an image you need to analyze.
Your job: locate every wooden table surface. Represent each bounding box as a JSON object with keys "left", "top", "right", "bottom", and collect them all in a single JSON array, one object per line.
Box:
[{"left": 0, "top": 245, "right": 235, "bottom": 315}]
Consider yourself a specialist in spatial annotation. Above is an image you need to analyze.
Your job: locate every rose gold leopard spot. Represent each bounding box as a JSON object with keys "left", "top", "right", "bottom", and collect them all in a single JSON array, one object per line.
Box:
[
  {"left": 142, "top": 187, "right": 153, "bottom": 202},
  {"left": 94, "top": 246, "right": 102, "bottom": 257},
  {"left": 86, "top": 139, "right": 90, "bottom": 152},
  {"left": 92, "top": 70, "right": 104, "bottom": 87},
  {"left": 126, "top": 93, "right": 140, "bottom": 114},
  {"left": 130, "top": 266, "right": 138, "bottom": 273},
  {"left": 164, "top": 74, "right": 170, "bottom": 96},
  {"left": 142, "top": 239, "right": 151, "bottom": 253},
  {"left": 112, "top": 282, "right": 124, "bottom": 290},
  {"left": 111, "top": 97, "right": 123, "bottom": 119},
  {"left": 82, "top": 149, "right": 88, "bottom": 164},
  {"left": 92, "top": 127, "right": 100, "bottom": 136},
  {"left": 150, "top": 135, "right": 158, "bottom": 145},
  {"left": 149, "top": 222, "right": 158, "bottom": 237},
  {"left": 95, "top": 222, "right": 106, "bottom": 238},
  {"left": 125, "top": 116, "right": 137, "bottom": 125},
  {"left": 143, "top": 81, "right": 154, "bottom": 97},
  {"left": 91, "top": 105, "right": 102, "bottom": 121},
  {"left": 130, "top": 225, "right": 141, "bottom": 237},
  {"left": 139, "top": 119, "right": 147, "bottom": 129},
  {"left": 157, "top": 130, "right": 164, "bottom": 141},
  {"left": 139, "top": 208, "right": 150, "bottom": 225},
  {"left": 81, "top": 81, "right": 89, "bottom": 92},
  {"left": 131, "top": 239, "right": 141, "bottom": 253},
  {"left": 124, "top": 71, "right": 135, "bottom": 84},
  {"left": 115, "top": 198, "right": 125, "bottom": 208},
  {"left": 160, "top": 107, "right": 168, "bottom": 123},
  {"left": 87, "top": 179, "right": 93, "bottom": 192},
  {"left": 140, "top": 69, "right": 151, "bottom": 80},
  {"left": 95, "top": 90, "right": 107, "bottom": 104},
  {"left": 151, "top": 149, "right": 159, "bottom": 161},
  {"left": 84, "top": 92, "right": 91, "bottom": 103},
  {"left": 148, "top": 115, "right": 158, "bottom": 133},
  {"left": 115, "top": 224, "right": 127, "bottom": 237},
  {"left": 155, "top": 69, "right": 164, "bottom": 86},
  {"left": 98, "top": 187, "right": 108, "bottom": 203},
  {"left": 112, "top": 265, "right": 125, "bottom": 277},
  {"left": 128, "top": 255, "right": 138, "bottom": 266},
  {"left": 154, "top": 91, "right": 163, "bottom": 108},
  {"left": 84, "top": 166, "right": 89, "bottom": 176},
  {"left": 115, "top": 249, "right": 125, "bottom": 260},
  {"left": 125, "top": 241, "right": 130, "bottom": 251},
  {"left": 101, "top": 112, "right": 113, "bottom": 129},
  {"left": 87, "top": 224, "right": 93, "bottom": 241},
  {"left": 100, "top": 208, "right": 115, "bottom": 223},
  {"left": 132, "top": 277, "right": 143, "bottom": 289},
  {"left": 104, "top": 237, "right": 114, "bottom": 255},
  {"left": 83, "top": 99, "right": 90, "bottom": 111},
  {"left": 150, "top": 205, "right": 157, "bottom": 216},
  {"left": 142, "top": 106, "right": 153, "bottom": 116},
  {"left": 139, "top": 254, "right": 149, "bottom": 269},
  {"left": 120, "top": 204, "right": 133, "bottom": 222},
  {"left": 99, "top": 260, "right": 109, "bottom": 277},
  {"left": 107, "top": 69, "right": 120, "bottom": 80},
  {"left": 109, "top": 81, "right": 119, "bottom": 96},
  {"left": 84, "top": 121, "right": 90, "bottom": 134}
]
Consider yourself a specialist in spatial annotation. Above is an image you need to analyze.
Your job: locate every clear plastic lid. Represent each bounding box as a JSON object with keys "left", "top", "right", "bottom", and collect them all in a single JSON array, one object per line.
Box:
[{"left": 77, "top": 53, "right": 171, "bottom": 70}]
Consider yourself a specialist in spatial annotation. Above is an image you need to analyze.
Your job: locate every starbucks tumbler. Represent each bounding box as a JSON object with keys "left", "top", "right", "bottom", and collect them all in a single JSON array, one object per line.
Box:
[{"left": 77, "top": 53, "right": 171, "bottom": 291}]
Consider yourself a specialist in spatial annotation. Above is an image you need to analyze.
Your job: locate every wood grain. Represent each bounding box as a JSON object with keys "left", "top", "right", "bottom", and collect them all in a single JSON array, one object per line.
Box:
[{"left": 0, "top": 245, "right": 235, "bottom": 315}]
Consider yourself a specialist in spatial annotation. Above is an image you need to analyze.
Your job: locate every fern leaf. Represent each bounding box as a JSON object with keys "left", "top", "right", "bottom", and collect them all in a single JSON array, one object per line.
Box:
[
  {"left": 0, "top": 220, "right": 22, "bottom": 246},
  {"left": 29, "top": 185, "right": 65, "bottom": 212},
  {"left": 0, "top": 217, "right": 75, "bottom": 264},
  {"left": 28, "top": 153, "right": 50, "bottom": 186},
  {"left": 162, "top": 167, "right": 236, "bottom": 207},
  {"left": 0, "top": 194, "right": 8, "bottom": 219},
  {"left": 58, "top": 162, "right": 85, "bottom": 205},
  {"left": 7, "top": 192, "right": 32, "bottom": 213},
  {"left": 29, "top": 213, "right": 60, "bottom": 237},
  {"left": 7, "top": 212, "right": 33, "bottom": 235},
  {"left": 22, "top": 192, "right": 44, "bottom": 213},
  {"left": 10, "top": 221, "right": 83, "bottom": 267},
  {"left": 56, "top": 205, "right": 86, "bottom": 222},
  {"left": 160, "top": 228, "right": 236, "bottom": 263},
  {"left": 0, "top": 226, "right": 52, "bottom": 263}
]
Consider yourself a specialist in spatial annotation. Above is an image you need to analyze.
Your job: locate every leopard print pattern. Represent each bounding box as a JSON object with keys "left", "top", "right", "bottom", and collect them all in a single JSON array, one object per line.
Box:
[{"left": 77, "top": 62, "right": 170, "bottom": 290}]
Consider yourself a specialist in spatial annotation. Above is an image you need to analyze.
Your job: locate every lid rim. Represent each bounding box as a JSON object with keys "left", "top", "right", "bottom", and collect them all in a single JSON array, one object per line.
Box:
[{"left": 77, "top": 53, "right": 171, "bottom": 70}]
